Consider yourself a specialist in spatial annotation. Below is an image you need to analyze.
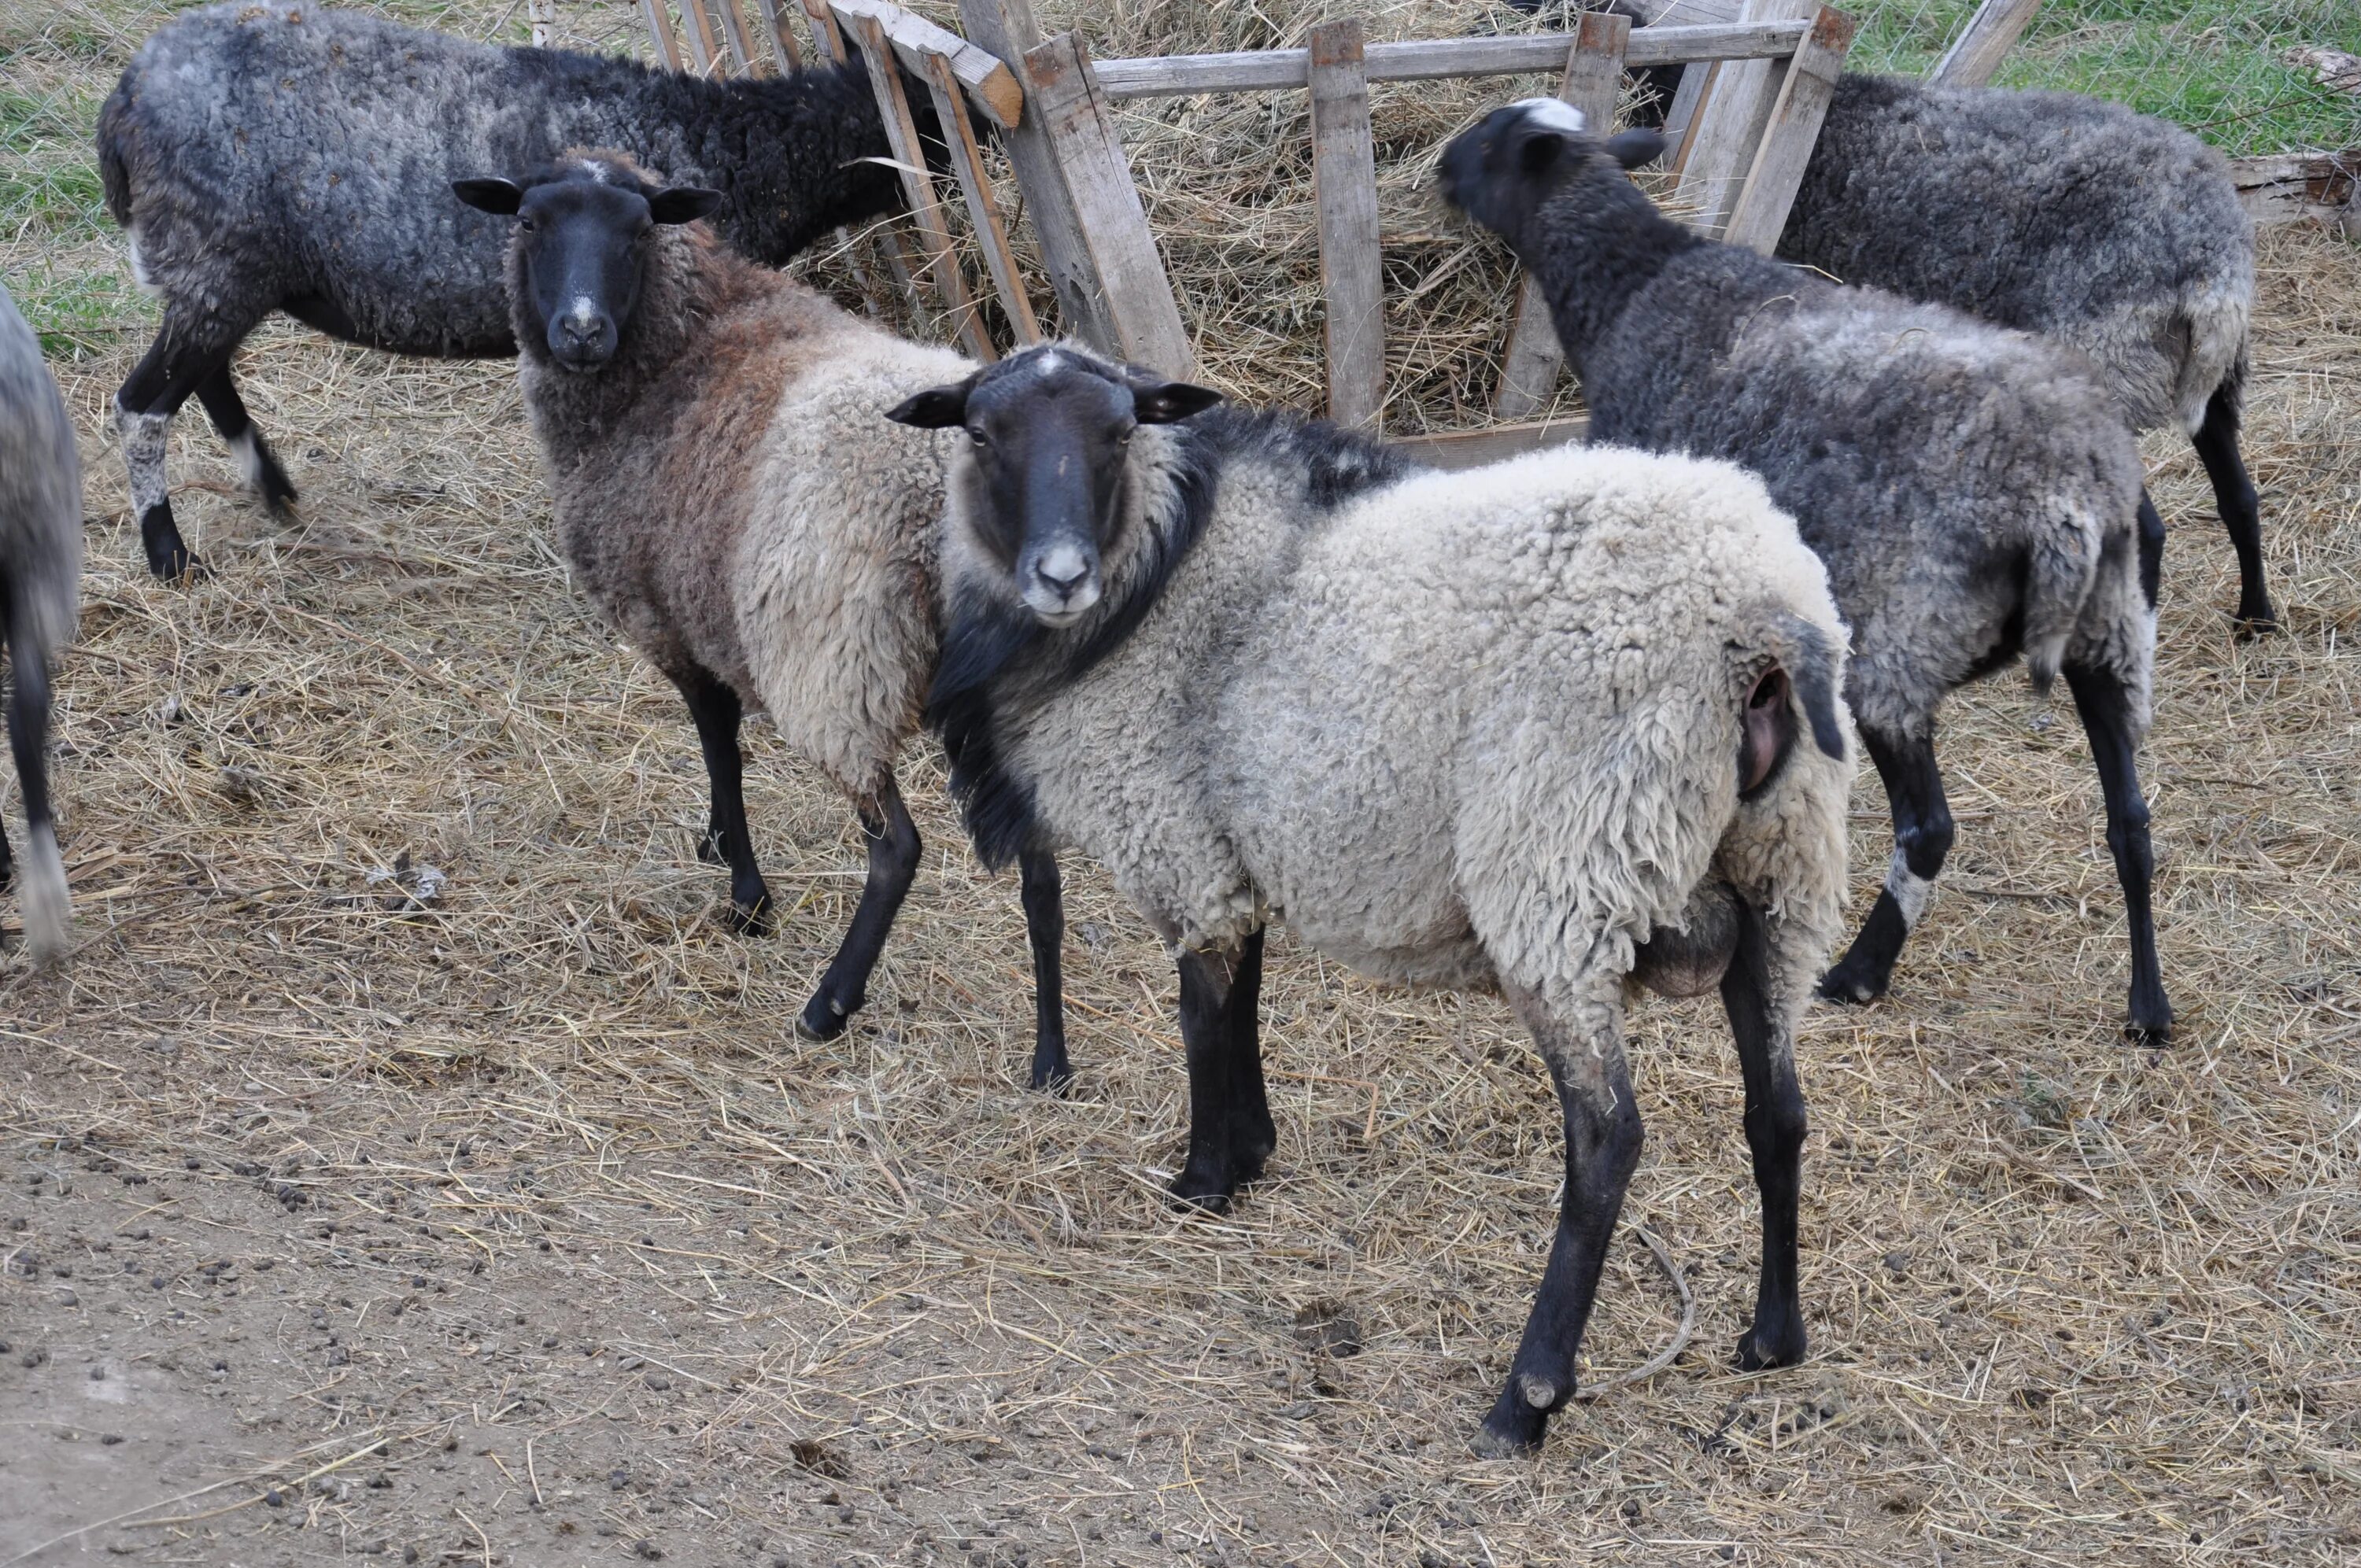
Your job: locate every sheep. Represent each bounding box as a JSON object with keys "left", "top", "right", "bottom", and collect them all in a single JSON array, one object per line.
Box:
[
  {"left": 1440, "top": 99, "right": 2174, "bottom": 1043},
  {"left": 888, "top": 341, "right": 1857, "bottom": 1454},
  {"left": 0, "top": 284, "right": 83, "bottom": 965},
  {"left": 449, "top": 150, "right": 1066, "bottom": 1079},
  {"left": 99, "top": 2, "right": 914, "bottom": 581}
]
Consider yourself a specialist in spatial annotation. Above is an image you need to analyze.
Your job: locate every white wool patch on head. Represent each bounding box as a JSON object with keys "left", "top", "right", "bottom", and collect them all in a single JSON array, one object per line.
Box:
[
  {"left": 1513, "top": 98, "right": 1587, "bottom": 136},
  {"left": 1033, "top": 350, "right": 1066, "bottom": 378},
  {"left": 582, "top": 160, "right": 612, "bottom": 184}
]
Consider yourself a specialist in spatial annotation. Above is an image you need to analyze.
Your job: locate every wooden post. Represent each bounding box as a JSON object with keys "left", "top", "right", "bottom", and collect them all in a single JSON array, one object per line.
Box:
[
  {"left": 1673, "top": 0, "right": 1816, "bottom": 238},
  {"left": 800, "top": 0, "right": 846, "bottom": 63},
  {"left": 753, "top": 0, "right": 804, "bottom": 70},
  {"left": 709, "top": 0, "right": 762, "bottom": 73},
  {"left": 640, "top": 0, "right": 684, "bottom": 69},
  {"left": 919, "top": 49, "right": 1044, "bottom": 344},
  {"left": 1495, "top": 10, "right": 1631, "bottom": 419},
  {"left": 1308, "top": 20, "right": 1384, "bottom": 431},
  {"left": 840, "top": 5, "right": 997, "bottom": 359},
  {"left": 678, "top": 0, "right": 722, "bottom": 74},
  {"left": 529, "top": 0, "right": 556, "bottom": 48},
  {"left": 1930, "top": 0, "right": 2041, "bottom": 89},
  {"left": 1720, "top": 4, "right": 1853, "bottom": 253}
]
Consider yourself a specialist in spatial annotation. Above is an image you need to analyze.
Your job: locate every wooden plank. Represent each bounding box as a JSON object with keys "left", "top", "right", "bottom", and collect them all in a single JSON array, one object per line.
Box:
[
  {"left": 709, "top": 0, "right": 761, "bottom": 73},
  {"left": 679, "top": 0, "right": 722, "bottom": 74},
  {"left": 1309, "top": 19, "right": 1384, "bottom": 431},
  {"left": 841, "top": 6, "right": 996, "bottom": 359},
  {"left": 800, "top": 0, "right": 845, "bottom": 63},
  {"left": 1929, "top": 0, "right": 2041, "bottom": 89},
  {"left": 1720, "top": 3, "right": 1853, "bottom": 253},
  {"left": 835, "top": 0, "right": 1023, "bottom": 128},
  {"left": 1018, "top": 31, "right": 1195, "bottom": 373},
  {"left": 2231, "top": 149, "right": 2361, "bottom": 231},
  {"left": 1394, "top": 416, "right": 1589, "bottom": 471},
  {"left": 1087, "top": 20, "right": 1811, "bottom": 101},
  {"left": 640, "top": 0, "right": 685, "bottom": 70},
  {"left": 1658, "top": 47, "right": 1714, "bottom": 149},
  {"left": 753, "top": 0, "right": 804, "bottom": 70},
  {"left": 1672, "top": 0, "right": 1816, "bottom": 238},
  {"left": 920, "top": 46, "right": 1044, "bottom": 343},
  {"left": 1495, "top": 11, "right": 1630, "bottom": 419}
]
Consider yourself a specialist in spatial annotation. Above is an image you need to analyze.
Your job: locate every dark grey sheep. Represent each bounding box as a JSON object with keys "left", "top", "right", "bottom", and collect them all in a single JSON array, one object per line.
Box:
[
  {"left": 98, "top": 2, "right": 911, "bottom": 579},
  {"left": 1442, "top": 100, "right": 2173, "bottom": 1044},
  {"left": 0, "top": 284, "right": 83, "bottom": 964}
]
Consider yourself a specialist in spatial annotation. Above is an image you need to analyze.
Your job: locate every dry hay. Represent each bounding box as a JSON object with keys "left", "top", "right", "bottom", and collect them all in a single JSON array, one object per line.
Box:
[{"left": 3, "top": 2, "right": 2361, "bottom": 1565}]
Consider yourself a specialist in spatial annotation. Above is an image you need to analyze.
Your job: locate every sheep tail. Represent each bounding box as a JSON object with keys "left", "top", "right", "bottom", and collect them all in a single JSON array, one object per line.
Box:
[
  {"left": 2171, "top": 285, "right": 2251, "bottom": 437},
  {"left": 2020, "top": 504, "right": 2108, "bottom": 697},
  {"left": 97, "top": 72, "right": 136, "bottom": 228}
]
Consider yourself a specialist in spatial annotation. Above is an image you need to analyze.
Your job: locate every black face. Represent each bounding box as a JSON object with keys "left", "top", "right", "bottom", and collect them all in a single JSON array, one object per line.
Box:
[
  {"left": 889, "top": 349, "right": 1223, "bottom": 626},
  {"left": 453, "top": 164, "right": 721, "bottom": 370},
  {"left": 1437, "top": 100, "right": 1665, "bottom": 240}
]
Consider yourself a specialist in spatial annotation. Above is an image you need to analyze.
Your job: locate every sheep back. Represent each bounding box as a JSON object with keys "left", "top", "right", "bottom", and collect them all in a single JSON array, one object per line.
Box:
[
  {"left": 0, "top": 286, "right": 83, "bottom": 655},
  {"left": 1780, "top": 74, "right": 2254, "bottom": 434}
]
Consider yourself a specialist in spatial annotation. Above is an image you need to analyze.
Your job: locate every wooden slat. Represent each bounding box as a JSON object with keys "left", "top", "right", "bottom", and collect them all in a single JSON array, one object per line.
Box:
[
  {"left": 1394, "top": 416, "right": 1589, "bottom": 471},
  {"left": 841, "top": 6, "right": 996, "bottom": 359},
  {"left": 1929, "top": 0, "right": 2042, "bottom": 89},
  {"left": 2232, "top": 149, "right": 2361, "bottom": 231},
  {"left": 753, "top": 0, "right": 804, "bottom": 70},
  {"left": 835, "top": 0, "right": 1023, "bottom": 128},
  {"left": 1018, "top": 31, "right": 1195, "bottom": 373},
  {"left": 1088, "top": 20, "right": 1811, "bottom": 101},
  {"left": 640, "top": 0, "right": 685, "bottom": 70},
  {"left": 919, "top": 46, "right": 1044, "bottom": 343},
  {"left": 679, "top": 0, "right": 722, "bottom": 74},
  {"left": 1659, "top": 48, "right": 1714, "bottom": 151},
  {"left": 1720, "top": 3, "right": 1853, "bottom": 253},
  {"left": 1672, "top": 0, "right": 1816, "bottom": 238},
  {"left": 800, "top": 0, "right": 846, "bottom": 63},
  {"left": 709, "top": 0, "right": 761, "bottom": 72},
  {"left": 1495, "top": 11, "right": 1631, "bottom": 419},
  {"left": 1309, "top": 20, "right": 1384, "bottom": 432}
]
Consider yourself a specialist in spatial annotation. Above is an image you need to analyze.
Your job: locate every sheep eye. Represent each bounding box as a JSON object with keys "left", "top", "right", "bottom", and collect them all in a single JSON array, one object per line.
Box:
[
  {"left": 517, "top": 217, "right": 535, "bottom": 233},
  {"left": 966, "top": 426, "right": 990, "bottom": 446}
]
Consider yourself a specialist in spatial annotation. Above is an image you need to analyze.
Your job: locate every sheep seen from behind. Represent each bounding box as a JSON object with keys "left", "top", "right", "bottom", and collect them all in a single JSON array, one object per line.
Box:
[
  {"left": 1441, "top": 100, "right": 2172, "bottom": 1042},
  {"left": 0, "top": 284, "right": 83, "bottom": 965},
  {"left": 891, "top": 344, "right": 1857, "bottom": 1454},
  {"left": 453, "top": 153, "right": 1067, "bottom": 1080}
]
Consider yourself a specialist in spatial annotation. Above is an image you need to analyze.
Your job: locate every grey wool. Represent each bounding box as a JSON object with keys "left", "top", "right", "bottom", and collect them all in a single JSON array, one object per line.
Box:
[
  {"left": 1440, "top": 101, "right": 2171, "bottom": 1044},
  {"left": 476, "top": 152, "right": 1066, "bottom": 1077},
  {"left": 98, "top": 2, "right": 907, "bottom": 580},
  {"left": 0, "top": 284, "right": 83, "bottom": 964},
  {"left": 903, "top": 343, "right": 1856, "bottom": 1455}
]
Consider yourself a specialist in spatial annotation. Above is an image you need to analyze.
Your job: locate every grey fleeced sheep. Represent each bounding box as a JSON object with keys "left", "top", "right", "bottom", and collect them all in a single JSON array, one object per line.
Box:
[
  {"left": 892, "top": 342, "right": 1856, "bottom": 1455},
  {"left": 453, "top": 153, "right": 1067, "bottom": 1079},
  {"left": 0, "top": 284, "right": 83, "bottom": 964},
  {"left": 1442, "top": 100, "right": 2173, "bottom": 1043},
  {"left": 99, "top": 2, "right": 911, "bottom": 580}
]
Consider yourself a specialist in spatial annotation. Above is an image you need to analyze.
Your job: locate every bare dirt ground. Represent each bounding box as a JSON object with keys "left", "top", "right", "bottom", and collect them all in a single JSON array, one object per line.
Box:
[{"left": 5, "top": 5, "right": 2361, "bottom": 1566}]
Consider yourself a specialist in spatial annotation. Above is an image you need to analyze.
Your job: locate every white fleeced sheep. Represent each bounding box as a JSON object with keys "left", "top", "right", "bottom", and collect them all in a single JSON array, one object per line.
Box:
[
  {"left": 456, "top": 152, "right": 1067, "bottom": 1078},
  {"left": 890, "top": 342, "right": 1857, "bottom": 1455}
]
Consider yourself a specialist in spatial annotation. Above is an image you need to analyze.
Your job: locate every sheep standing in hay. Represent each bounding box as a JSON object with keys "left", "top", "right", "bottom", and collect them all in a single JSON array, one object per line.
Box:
[
  {"left": 1442, "top": 101, "right": 2172, "bottom": 1043},
  {"left": 0, "top": 284, "right": 83, "bottom": 965},
  {"left": 889, "top": 342, "right": 1855, "bottom": 1454},
  {"left": 98, "top": 2, "right": 915, "bottom": 580},
  {"left": 453, "top": 153, "right": 1069, "bottom": 1080}
]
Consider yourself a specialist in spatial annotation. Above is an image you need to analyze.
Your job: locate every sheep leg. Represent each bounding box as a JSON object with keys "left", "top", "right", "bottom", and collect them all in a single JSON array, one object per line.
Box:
[
  {"left": 1477, "top": 977, "right": 1641, "bottom": 1458},
  {"left": 673, "top": 670, "right": 770, "bottom": 936},
  {"left": 1818, "top": 726, "right": 1952, "bottom": 1005},
  {"left": 2192, "top": 385, "right": 2274, "bottom": 633},
  {"left": 2064, "top": 662, "right": 2174, "bottom": 1046},
  {"left": 1018, "top": 847, "right": 1073, "bottom": 1091},
  {"left": 5, "top": 611, "right": 67, "bottom": 964},
  {"left": 2136, "top": 489, "right": 2167, "bottom": 613},
  {"left": 193, "top": 366, "right": 297, "bottom": 516},
  {"left": 796, "top": 780, "right": 920, "bottom": 1041},
  {"left": 1724, "top": 896, "right": 1809, "bottom": 1371},
  {"left": 1170, "top": 928, "right": 1273, "bottom": 1212},
  {"left": 115, "top": 318, "right": 252, "bottom": 581}
]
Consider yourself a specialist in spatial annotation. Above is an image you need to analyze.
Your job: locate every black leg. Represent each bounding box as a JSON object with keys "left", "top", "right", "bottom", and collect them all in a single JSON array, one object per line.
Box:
[
  {"left": 1169, "top": 928, "right": 1273, "bottom": 1211},
  {"left": 115, "top": 315, "right": 250, "bottom": 581},
  {"left": 672, "top": 669, "right": 770, "bottom": 935},
  {"left": 2191, "top": 382, "right": 2274, "bottom": 633},
  {"left": 1478, "top": 979, "right": 1643, "bottom": 1457},
  {"left": 6, "top": 607, "right": 68, "bottom": 962},
  {"left": 1724, "top": 897, "right": 1808, "bottom": 1371},
  {"left": 1018, "top": 846, "right": 1073, "bottom": 1090},
  {"left": 2064, "top": 662, "right": 2173, "bottom": 1045},
  {"left": 2136, "top": 489, "right": 2166, "bottom": 613},
  {"left": 193, "top": 365, "right": 297, "bottom": 515},
  {"left": 796, "top": 780, "right": 920, "bottom": 1041},
  {"left": 1818, "top": 725, "right": 1953, "bottom": 1005}
]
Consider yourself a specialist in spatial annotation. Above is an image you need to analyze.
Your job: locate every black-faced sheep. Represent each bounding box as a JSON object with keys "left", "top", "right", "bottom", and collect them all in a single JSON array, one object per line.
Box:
[
  {"left": 99, "top": 2, "right": 911, "bottom": 580},
  {"left": 453, "top": 152, "right": 1066, "bottom": 1081},
  {"left": 889, "top": 342, "right": 1856, "bottom": 1455},
  {"left": 1442, "top": 100, "right": 2173, "bottom": 1043},
  {"left": 0, "top": 284, "right": 83, "bottom": 964}
]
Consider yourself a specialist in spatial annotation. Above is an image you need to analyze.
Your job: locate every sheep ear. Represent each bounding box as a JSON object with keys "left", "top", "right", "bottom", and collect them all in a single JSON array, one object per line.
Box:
[
  {"left": 1131, "top": 381, "right": 1225, "bottom": 424},
  {"left": 1517, "top": 128, "right": 1571, "bottom": 176},
  {"left": 452, "top": 178, "right": 525, "bottom": 216},
  {"left": 648, "top": 186, "right": 724, "bottom": 225},
  {"left": 1605, "top": 129, "right": 1668, "bottom": 171},
  {"left": 886, "top": 380, "right": 974, "bottom": 428}
]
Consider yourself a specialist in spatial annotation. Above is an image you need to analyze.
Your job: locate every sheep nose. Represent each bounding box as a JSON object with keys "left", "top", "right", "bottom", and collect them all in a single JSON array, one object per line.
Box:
[
  {"left": 1034, "top": 544, "right": 1091, "bottom": 598},
  {"left": 550, "top": 304, "right": 612, "bottom": 364}
]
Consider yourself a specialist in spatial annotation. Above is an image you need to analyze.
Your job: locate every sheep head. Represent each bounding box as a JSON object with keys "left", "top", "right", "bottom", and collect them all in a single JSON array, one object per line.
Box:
[{"left": 1437, "top": 98, "right": 1665, "bottom": 248}]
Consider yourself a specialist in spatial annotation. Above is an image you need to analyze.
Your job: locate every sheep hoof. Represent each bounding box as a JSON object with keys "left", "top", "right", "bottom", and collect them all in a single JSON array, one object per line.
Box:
[
  {"left": 2231, "top": 601, "right": 2278, "bottom": 639},
  {"left": 1028, "top": 1053, "right": 1076, "bottom": 1094},
  {"left": 1473, "top": 1388, "right": 1550, "bottom": 1457},
  {"left": 796, "top": 991, "right": 855, "bottom": 1042},
  {"left": 1168, "top": 1170, "right": 1236, "bottom": 1215},
  {"left": 2123, "top": 1013, "right": 2173, "bottom": 1050},
  {"left": 150, "top": 547, "right": 207, "bottom": 584},
  {"left": 1813, "top": 961, "right": 1886, "bottom": 1005},
  {"left": 1735, "top": 1316, "right": 1807, "bottom": 1371},
  {"left": 725, "top": 898, "right": 772, "bottom": 938}
]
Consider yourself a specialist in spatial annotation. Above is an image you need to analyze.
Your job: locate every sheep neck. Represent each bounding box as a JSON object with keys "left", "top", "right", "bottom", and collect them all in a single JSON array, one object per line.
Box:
[
  {"left": 1518, "top": 164, "right": 1701, "bottom": 378},
  {"left": 657, "top": 66, "right": 902, "bottom": 266}
]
